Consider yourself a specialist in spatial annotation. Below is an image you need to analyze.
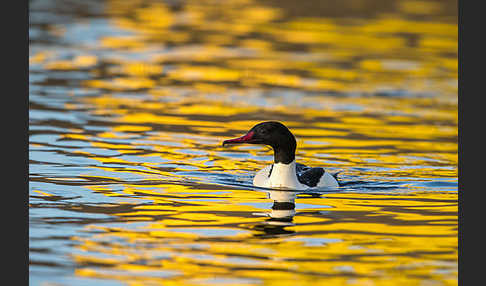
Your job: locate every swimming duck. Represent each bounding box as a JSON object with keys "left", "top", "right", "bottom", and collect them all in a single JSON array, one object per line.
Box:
[{"left": 222, "top": 121, "right": 339, "bottom": 190}]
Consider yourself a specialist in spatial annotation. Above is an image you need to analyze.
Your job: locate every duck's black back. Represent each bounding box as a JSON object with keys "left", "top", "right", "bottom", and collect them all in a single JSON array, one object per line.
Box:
[{"left": 296, "top": 163, "right": 325, "bottom": 187}]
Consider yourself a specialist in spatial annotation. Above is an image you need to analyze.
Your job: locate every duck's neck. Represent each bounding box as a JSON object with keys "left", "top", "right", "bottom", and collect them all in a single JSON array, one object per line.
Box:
[{"left": 273, "top": 144, "right": 295, "bottom": 164}]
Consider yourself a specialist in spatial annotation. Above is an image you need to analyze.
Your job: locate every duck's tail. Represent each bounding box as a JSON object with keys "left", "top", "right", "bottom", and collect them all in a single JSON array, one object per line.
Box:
[
  {"left": 331, "top": 171, "right": 342, "bottom": 186},
  {"left": 331, "top": 171, "right": 341, "bottom": 180}
]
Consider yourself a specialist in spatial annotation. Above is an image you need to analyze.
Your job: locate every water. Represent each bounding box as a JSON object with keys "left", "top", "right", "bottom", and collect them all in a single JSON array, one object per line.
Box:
[{"left": 29, "top": 0, "right": 458, "bottom": 285}]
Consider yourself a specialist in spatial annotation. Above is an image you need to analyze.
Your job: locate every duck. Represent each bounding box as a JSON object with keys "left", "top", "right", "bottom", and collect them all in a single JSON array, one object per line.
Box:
[{"left": 222, "top": 121, "right": 339, "bottom": 190}]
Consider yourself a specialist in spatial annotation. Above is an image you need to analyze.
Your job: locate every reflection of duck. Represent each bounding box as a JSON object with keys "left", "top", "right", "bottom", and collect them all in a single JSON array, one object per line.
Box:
[
  {"left": 252, "top": 190, "right": 297, "bottom": 237},
  {"left": 223, "top": 121, "right": 340, "bottom": 190},
  {"left": 267, "top": 190, "right": 296, "bottom": 220}
]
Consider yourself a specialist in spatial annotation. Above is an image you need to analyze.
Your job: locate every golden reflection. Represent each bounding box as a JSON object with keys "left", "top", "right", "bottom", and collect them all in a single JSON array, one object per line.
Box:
[
  {"left": 44, "top": 55, "right": 98, "bottom": 70},
  {"left": 73, "top": 91, "right": 457, "bottom": 181},
  {"left": 66, "top": 95, "right": 456, "bottom": 282},
  {"left": 67, "top": 0, "right": 457, "bottom": 95},
  {"left": 69, "top": 188, "right": 456, "bottom": 285},
  {"left": 30, "top": 0, "right": 457, "bottom": 285}
]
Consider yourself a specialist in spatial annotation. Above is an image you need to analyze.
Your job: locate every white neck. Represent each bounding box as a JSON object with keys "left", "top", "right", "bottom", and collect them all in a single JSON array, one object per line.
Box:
[{"left": 268, "top": 160, "right": 306, "bottom": 190}]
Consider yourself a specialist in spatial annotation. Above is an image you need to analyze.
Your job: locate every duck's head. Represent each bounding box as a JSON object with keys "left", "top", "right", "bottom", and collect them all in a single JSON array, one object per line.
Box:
[{"left": 222, "top": 121, "right": 296, "bottom": 164}]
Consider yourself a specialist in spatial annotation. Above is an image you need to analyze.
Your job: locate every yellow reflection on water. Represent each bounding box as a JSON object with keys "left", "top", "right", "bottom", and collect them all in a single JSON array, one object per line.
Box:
[
  {"left": 63, "top": 82, "right": 456, "bottom": 284},
  {"left": 55, "top": 0, "right": 456, "bottom": 96},
  {"left": 58, "top": 82, "right": 456, "bottom": 284},
  {"left": 30, "top": 0, "right": 457, "bottom": 285},
  {"left": 70, "top": 188, "right": 456, "bottom": 285}
]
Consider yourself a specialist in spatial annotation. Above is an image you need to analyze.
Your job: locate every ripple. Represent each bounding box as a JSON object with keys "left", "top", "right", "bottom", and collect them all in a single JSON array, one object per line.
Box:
[{"left": 29, "top": 0, "right": 457, "bottom": 285}]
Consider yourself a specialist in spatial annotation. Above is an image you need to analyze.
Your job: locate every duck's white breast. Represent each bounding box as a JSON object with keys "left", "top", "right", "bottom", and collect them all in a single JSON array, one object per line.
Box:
[
  {"left": 253, "top": 161, "right": 307, "bottom": 190},
  {"left": 252, "top": 164, "right": 273, "bottom": 188}
]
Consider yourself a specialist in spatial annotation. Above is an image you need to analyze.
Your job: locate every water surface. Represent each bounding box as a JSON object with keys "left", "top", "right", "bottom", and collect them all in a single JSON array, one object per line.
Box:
[{"left": 30, "top": 0, "right": 457, "bottom": 285}]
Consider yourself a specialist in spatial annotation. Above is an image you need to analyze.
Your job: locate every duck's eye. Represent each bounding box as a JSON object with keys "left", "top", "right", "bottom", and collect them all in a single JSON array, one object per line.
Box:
[{"left": 260, "top": 129, "right": 268, "bottom": 135}]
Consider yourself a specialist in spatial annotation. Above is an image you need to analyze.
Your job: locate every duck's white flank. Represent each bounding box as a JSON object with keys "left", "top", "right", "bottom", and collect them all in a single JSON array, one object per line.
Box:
[
  {"left": 318, "top": 171, "right": 340, "bottom": 188},
  {"left": 253, "top": 160, "right": 339, "bottom": 190}
]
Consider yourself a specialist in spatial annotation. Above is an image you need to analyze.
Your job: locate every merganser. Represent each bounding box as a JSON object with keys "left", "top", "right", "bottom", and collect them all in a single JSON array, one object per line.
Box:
[{"left": 222, "top": 121, "right": 339, "bottom": 190}]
